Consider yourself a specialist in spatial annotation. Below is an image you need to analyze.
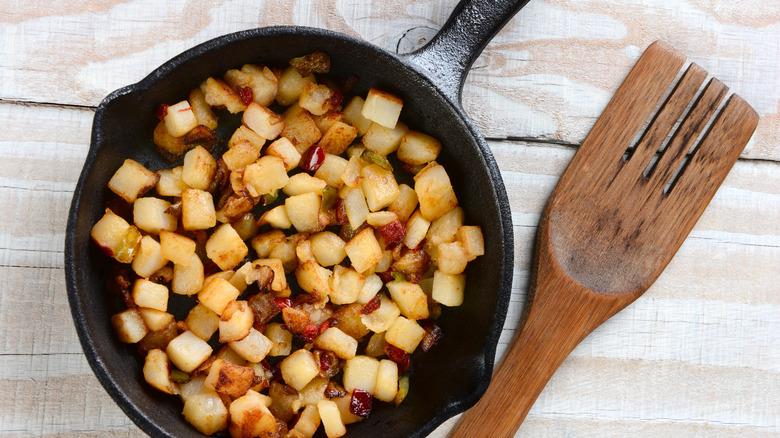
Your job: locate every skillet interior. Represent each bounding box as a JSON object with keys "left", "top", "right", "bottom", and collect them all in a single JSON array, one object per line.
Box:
[{"left": 66, "top": 26, "right": 513, "bottom": 438}]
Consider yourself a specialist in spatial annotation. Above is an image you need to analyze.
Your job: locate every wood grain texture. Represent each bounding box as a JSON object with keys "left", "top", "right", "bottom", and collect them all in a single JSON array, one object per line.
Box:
[{"left": 0, "top": 1, "right": 778, "bottom": 437}]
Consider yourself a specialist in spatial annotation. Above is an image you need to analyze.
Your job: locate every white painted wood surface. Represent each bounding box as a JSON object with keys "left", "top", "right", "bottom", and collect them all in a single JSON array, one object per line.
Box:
[{"left": 0, "top": 0, "right": 777, "bottom": 437}]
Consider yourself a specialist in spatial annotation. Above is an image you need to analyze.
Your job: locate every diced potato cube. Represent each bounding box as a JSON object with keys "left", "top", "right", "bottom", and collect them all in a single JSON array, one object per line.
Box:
[
  {"left": 159, "top": 230, "right": 196, "bottom": 266},
  {"left": 108, "top": 159, "right": 159, "bottom": 203},
  {"left": 222, "top": 140, "right": 261, "bottom": 171},
  {"left": 385, "top": 316, "right": 426, "bottom": 353},
  {"left": 285, "top": 192, "right": 322, "bottom": 233},
  {"left": 254, "top": 259, "right": 288, "bottom": 292},
  {"left": 156, "top": 166, "right": 188, "bottom": 197},
  {"left": 166, "top": 330, "right": 213, "bottom": 373},
  {"left": 361, "top": 88, "right": 403, "bottom": 129},
  {"left": 414, "top": 162, "right": 458, "bottom": 221},
  {"left": 298, "top": 376, "right": 328, "bottom": 407},
  {"left": 182, "top": 392, "right": 228, "bottom": 435},
  {"left": 251, "top": 230, "right": 287, "bottom": 259},
  {"left": 243, "top": 155, "right": 289, "bottom": 197},
  {"left": 133, "top": 197, "right": 177, "bottom": 235},
  {"left": 342, "top": 186, "right": 369, "bottom": 230},
  {"left": 299, "top": 82, "right": 336, "bottom": 116},
  {"left": 457, "top": 225, "right": 485, "bottom": 261},
  {"left": 265, "top": 137, "right": 302, "bottom": 171},
  {"left": 241, "top": 64, "right": 279, "bottom": 106},
  {"left": 341, "top": 155, "right": 365, "bottom": 189},
  {"left": 432, "top": 270, "right": 466, "bottom": 307},
  {"left": 277, "top": 66, "right": 316, "bottom": 106},
  {"left": 132, "top": 278, "right": 169, "bottom": 312},
  {"left": 291, "top": 404, "right": 321, "bottom": 438},
  {"left": 312, "top": 110, "right": 344, "bottom": 134},
  {"left": 314, "top": 327, "right": 358, "bottom": 360},
  {"left": 264, "top": 323, "right": 293, "bottom": 357},
  {"left": 374, "top": 359, "right": 399, "bottom": 402},
  {"left": 182, "top": 146, "right": 216, "bottom": 190},
  {"left": 331, "top": 303, "right": 370, "bottom": 339},
  {"left": 314, "top": 153, "right": 348, "bottom": 188},
  {"left": 153, "top": 120, "right": 188, "bottom": 161},
  {"left": 143, "top": 349, "right": 178, "bottom": 394},
  {"left": 188, "top": 87, "right": 218, "bottom": 130},
  {"left": 280, "top": 349, "right": 319, "bottom": 391},
  {"left": 343, "top": 355, "right": 379, "bottom": 394},
  {"left": 342, "top": 96, "right": 372, "bottom": 135},
  {"left": 397, "top": 130, "right": 441, "bottom": 165},
  {"left": 282, "top": 104, "right": 322, "bottom": 153},
  {"left": 437, "top": 241, "right": 469, "bottom": 275},
  {"left": 181, "top": 189, "right": 216, "bottom": 230},
  {"left": 205, "top": 359, "right": 256, "bottom": 398},
  {"left": 198, "top": 277, "right": 240, "bottom": 316},
  {"left": 361, "top": 164, "right": 400, "bottom": 211},
  {"left": 356, "top": 274, "right": 382, "bottom": 304},
  {"left": 427, "top": 206, "right": 464, "bottom": 246},
  {"left": 91, "top": 209, "right": 141, "bottom": 263},
  {"left": 386, "top": 280, "right": 429, "bottom": 320},
  {"left": 224, "top": 68, "right": 253, "bottom": 89},
  {"left": 283, "top": 173, "right": 327, "bottom": 197},
  {"left": 344, "top": 228, "right": 383, "bottom": 274},
  {"left": 205, "top": 224, "right": 248, "bottom": 271},
  {"left": 164, "top": 100, "right": 198, "bottom": 137},
  {"left": 229, "top": 327, "right": 274, "bottom": 363},
  {"left": 258, "top": 205, "right": 292, "bottom": 229},
  {"left": 219, "top": 300, "right": 254, "bottom": 343},
  {"left": 318, "top": 121, "right": 358, "bottom": 155},
  {"left": 362, "top": 121, "right": 408, "bottom": 155},
  {"left": 172, "top": 252, "right": 204, "bottom": 296},
  {"left": 229, "top": 390, "right": 278, "bottom": 438},
  {"left": 317, "top": 400, "right": 347, "bottom": 438},
  {"left": 229, "top": 124, "right": 266, "bottom": 150},
  {"left": 111, "top": 308, "right": 148, "bottom": 343},
  {"left": 243, "top": 102, "right": 285, "bottom": 140},
  {"left": 270, "top": 239, "right": 298, "bottom": 274},
  {"left": 360, "top": 294, "right": 401, "bottom": 333},
  {"left": 403, "top": 210, "right": 430, "bottom": 250},
  {"left": 310, "top": 231, "right": 346, "bottom": 267},
  {"left": 295, "top": 260, "right": 333, "bottom": 303},
  {"left": 329, "top": 265, "right": 364, "bottom": 305},
  {"left": 138, "top": 308, "right": 175, "bottom": 332},
  {"left": 366, "top": 211, "right": 397, "bottom": 227},
  {"left": 186, "top": 303, "right": 220, "bottom": 341},
  {"left": 200, "top": 76, "right": 246, "bottom": 113}
]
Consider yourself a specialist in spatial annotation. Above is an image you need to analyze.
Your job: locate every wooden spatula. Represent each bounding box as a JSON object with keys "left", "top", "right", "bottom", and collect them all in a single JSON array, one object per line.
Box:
[{"left": 449, "top": 40, "right": 759, "bottom": 437}]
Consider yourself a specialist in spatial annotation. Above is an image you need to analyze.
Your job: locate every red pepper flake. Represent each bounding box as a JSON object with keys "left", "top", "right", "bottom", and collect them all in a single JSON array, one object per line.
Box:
[
  {"left": 301, "top": 323, "right": 319, "bottom": 343},
  {"left": 178, "top": 106, "right": 192, "bottom": 112},
  {"left": 237, "top": 86, "right": 254, "bottom": 105},
  {"left": 156, "top": 104, "right": 169, "bottom": 120},
  {"left": 319, "top": 352, "right": 332, "bottom": 372},
  {"left": 384, "top": 343, "right": 410, "bottom": 372},
  {"left": 361, "top": 295, "right": 381, "bottom": 315},
  {"left": 273, "top": 297, "right": 294, "bottom": 310},
  {"left": 318, "top": 318, "right": 337, "bottom": 335},
  {"left": 349, "top": 389, "right": 373, "bottom": 417}
]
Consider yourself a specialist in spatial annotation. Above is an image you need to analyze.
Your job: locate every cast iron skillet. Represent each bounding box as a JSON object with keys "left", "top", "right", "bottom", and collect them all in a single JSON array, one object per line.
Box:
[{"left": 65, "top": 0, "right": 530, "bottom": 436}]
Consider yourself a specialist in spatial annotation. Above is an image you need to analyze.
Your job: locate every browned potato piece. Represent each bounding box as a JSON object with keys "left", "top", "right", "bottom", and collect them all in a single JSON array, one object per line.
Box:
[
  {"left": 205, "top": 359, "right": 256, "bottom": 398},
  {"left": 111, "top": 308, "right": 148, "bottom": 343},
  {"left": 205, "top": 224, "right": 248, "bottom": 271},
  {"left": 318, "top": 121, "right": 358, "bottom": 155},
  {"left": 282, "top": 104, "right": 322, "bottom": 153},
  {"left": 243, "top": 102, "right": 285, "bottom": 140},
  {"left": 182, "top": 146, "right": 217, "bottom": 190},
  {"left": 189, "top": 88, "right": 218, "bottom": 130},
  {"left": 265, "top": 137, "right": 302, "bottom": 171},
  {"left": 143, "top": 349, "right": 179, "bottom": 395},
  {"left": 397, "top": 130, "right": 441, "bottom": 165},
  {"left": 153, "top": 120, "right": 189, "bottom": 162},
  {"left": 361, "top": 87, "right": 403, "bottom": 129},
  {"left": 229, "top": 390, "right": 279, "bottom": 438},
  {"left": 413, "top": 162, "right": 458, "bottom": 221},
  {"left": 181, "top": 189, "right": 216, "bottom": 230},
  {"left": 108, "top": 159, "right": 159, "bottom": 203},
  {"left": 200, "top": 77, "right": 246, "bottom": 113}
]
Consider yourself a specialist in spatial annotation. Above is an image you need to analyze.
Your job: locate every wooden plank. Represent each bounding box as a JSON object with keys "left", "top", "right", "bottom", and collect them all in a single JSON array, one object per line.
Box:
[{"left": 0, "top": 0, "right": 777, "bottom": 160}]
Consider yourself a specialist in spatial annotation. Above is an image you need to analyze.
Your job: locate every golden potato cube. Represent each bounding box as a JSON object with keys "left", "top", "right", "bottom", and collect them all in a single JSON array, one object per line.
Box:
[
  {"left": 164, "top": 100, "right": 198, "bottom": 137},
  {"left": 282, "top": 104, "right": 322, "bottom": 153},
  {"left": 427, "top": 206, "right": 464, "bottom": 246},
  {"left": 132, "top": 278, "right": 169, "bottom": 312},
  {"left": 156, "top": 166, "right": 189, "bottom": 197},
  {"left": 188, "top": 87, "right": 218, "bottom": 130},
  {"left": 224, "top": 68, "right": 253, "bottom": 89},
  {"left": 283, "top": 173, "right": 327, "bottom": 197},
  {"left": 361, "top": 164, "right": 400, "bottom": 211},
  {"left": 91, "top": 208, "right": 140, "bottom": 263},
  {"left": 181, "top": 146, "right": 216, "bottom": 190},
  {"left": 314, "top": 327, "right": 358, "bottom": 360},
  {"left": 222, "top": 140, "right": 261, "bottom": 171},
  {"left": 366, "top": 211, "right": 397, "bottom": 227},
  {"left": 310, "top": 231, "right": 346, "bottom": 267},
  {"left": 243, "top": 102, "right": 284, "bottom": 140},
  {"left": 298, "top": 377, "right": 328, "bottom": 407},
  {"left": 198, "top": 277, "right": 240, "bottom": 316},
  {"left": 242, "top": 64, "right": 279, "bottom": 106},
  {"left": 344, "top": 228, "right": 382, "bottom": 274},
  {"left": 299, "top": 82, "right": 336, "bottom": 116},
  {"left": 153, "top": 120, "right": 188, "bottom": 161},
  {"left": 205, "top": 224, "right": 248, "bottom": 271},
  {"left": 414, "top": 162, "right": 458, "bottom": 221},
  {"left": 362, "top": 121, "right": 408, "bottom": 155},
  {"left": 343, "top": 355, "right": 379, "bottom": 394},
  {"left": 277, "top": 66, "right": 316, "bottom": 106},
  {"left": 228, "top": 124, "right": 266, "bottom": 150},
  {"left": 360, "top": 294, "right": 400, "bottom": 333},
  {"left": 265, "top": 137, "right": 302, "bottom": 171},
  {"left": 342, "top": 96, "right": 372, "bottom": 135},
  {"left": 318, "top": 121, "right": 358, "bottom": 155},
  {"left": 385, "top": 316, "right": 426, "bottom": 353},
  {"left": 342, "top": 186, "right": 369, "bottom": 230},
  {"left": 332, "top": 394, "right": 364, "bottom": 425},
  {"left": 143, "top": 349, "right": 178, "bottom": 395},
  {"left": 317, "top": 400, "right": 347, "bottom": 438},
  {"left": 330, "top": 265, "right": 364, "bottom": 305},
  {"left": 166, "top": 330, "right": 213, "bottom": 373},
  {"left": 264, "top": 323, "right": 293, "bottom": 357},
  {"left": 243, "top": 155, "right": 289, "bottom": 197},
  {"left": 374, "top": 359, "right": 399, "bottom": 402},
  {"left": 251, "top": 230, "right": 287, "bottom": 258},
  {"left": 133, "top": 197, "right": 177, "bottom": 235},
  {"left": 313, "top": 110, "right": 344, "bottom": 134},
  {"left": 228, "top": 390, "right": 278, "bottom": 438},
  {"left": 108, "top": 159, "right": 159, "bottom": 203},
  {"left": 386, "top": 280, "right": 429, "bottom": 320},
  {"left": 291, "top": 404, "right": 321, "bottom": 438},
  {"left": 200, "top": 76, "right": 246, "bottom": 113},
  {"left": 314, "top": 153, "right": 348, "bottom": 188},
  {"left": 138, "top": 308, "right": 175, "bottom": 332},
  {"left": 182, "top": 392, "right": 228, "bottom": 435},
  {"left": 432, "top": 270, "right": 466, "bottom": 307},
  {"left": 437, "top": 241, "right": 469, "bottom": 275},
  {"left": 111, "top": 308, "right": 147, "bottom": 343},
  {"left": 397, "top": 130, "right": 441, "bottom": 165},
  {"left": 356, "top": 273, "right": 382, "bottom": 304},
  {"left": 186, "top": 303, "right": 220, "bottom": 341},
  {"left": 361, "top": 87, "right": 403, "bottom": 129},
  {"left": 229, "top": 327, "right": 274, "bottom": 363},
  {"left": 219, "top": 300, "right": 254, "bottom": 343},
  {"left": 341, "top": 155, "right": 365, "bottom": 189},
  {"left": 181, "top": 189, "right": 216, "bottom": 230},
  {"left": 258, "top": 205, "right": 292, "bottom": 229},
  {"left": 457, "top": 225, "right": 485, "bottom": 261},
  {"left": 172, "top": 252, "right": 204, "bottom": 296},
  {"left": 253, "top": 259, "right": 288, "bottom": 292},
  {"left": 285, "top": 192, "right": 322, "bottom": 233},
  {"left": 280, "top": 349, "right": 319, "bottom": 391},
  {"left": 159, "top": 230, "right": 195, "bottom": 266},
  {"left": 205, "top": 359, "right": 256, "bottom": 398},
  {"left": 295, "top": 260, "right": 333, "bottom": 301},
  {"left": 272, "top": 237, "right": 299, "bottom": 274}
]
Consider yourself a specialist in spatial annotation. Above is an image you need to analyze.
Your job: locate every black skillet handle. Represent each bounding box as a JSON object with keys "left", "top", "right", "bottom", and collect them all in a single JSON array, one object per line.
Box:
[{"left": 404, "top": 0, "right": 531, "bottom": 105}]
